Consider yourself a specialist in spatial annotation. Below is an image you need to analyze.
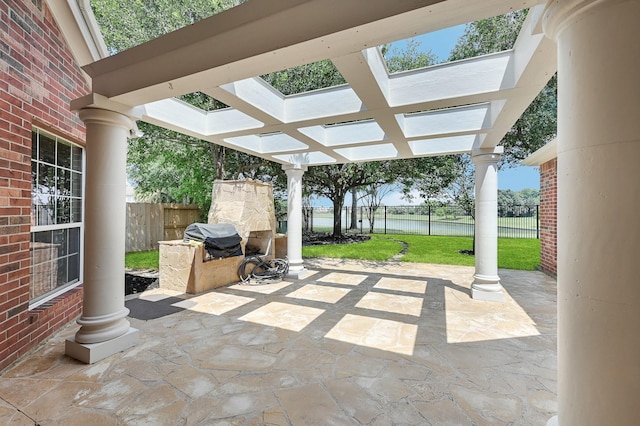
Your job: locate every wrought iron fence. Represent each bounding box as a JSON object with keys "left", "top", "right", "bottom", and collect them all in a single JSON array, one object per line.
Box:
[{"left": 303, "top": 204, "right": 539, "bottom": 239}]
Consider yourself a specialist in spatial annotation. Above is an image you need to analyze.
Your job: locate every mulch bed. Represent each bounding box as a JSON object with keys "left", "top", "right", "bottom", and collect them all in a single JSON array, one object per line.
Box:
[{"left": 302, "top": 232, "right": 370, "bottom": 246}]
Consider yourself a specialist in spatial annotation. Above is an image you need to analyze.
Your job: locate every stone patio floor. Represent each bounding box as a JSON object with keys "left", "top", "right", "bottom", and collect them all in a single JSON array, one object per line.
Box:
[{"left": 0, "top": 258, "right": 557, "bottom": 425}]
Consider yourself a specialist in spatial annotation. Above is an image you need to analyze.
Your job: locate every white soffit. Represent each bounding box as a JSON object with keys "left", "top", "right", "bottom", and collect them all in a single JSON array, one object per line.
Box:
[
  {"left": 299, "top": 120, "right": 385, "bottom": 147},
  {"left": 205, "top": 108, "right": 264, "bottom": 135},
  {"left": 72, "top": 0, "right": 555, "bottom": 166},
  {"left": 272, "top": 151, "right": 337, "bottom": 165},
  {"left": 218, "top": 78, "right": 286, "bottom": 122},
  {"left": 397, "top": 104, "right": 489, "bottom": 138},
  {"left": 334, "top": 143, "right": 398, "bottom": 162},
  {"left": 409, "top": 135, "right": 477, "bottom": 156},
  {"left": 224, "top": 132, "right": 307, "bottom": 154},
  {"left": 142, "top": 98, "right": 208, "bottom": 135},
  {"left": 284, "top": 86, "right": 364, "bottom": 123},
  {"left": 389, "top": 52, "right": 512, "bottom": 107}
]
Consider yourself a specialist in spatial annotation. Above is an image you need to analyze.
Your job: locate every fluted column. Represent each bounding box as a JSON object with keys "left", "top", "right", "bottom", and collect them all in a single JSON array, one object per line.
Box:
[
  {"left": 471, "top": 148, "right": 503, "bottom": 302},
  {"left": 65, "top": 108, "right": 139, "bottom": 364},
  {"left": 283, "top": 164, "right": 307, "bottom": 278},
  {"left": 543, "top": 0, "right": 640, "bottom": 424}
]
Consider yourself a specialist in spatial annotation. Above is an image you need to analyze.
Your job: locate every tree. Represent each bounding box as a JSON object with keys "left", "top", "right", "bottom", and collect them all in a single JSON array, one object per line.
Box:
[
  {"left": 303, "top": 163, "right": 390, "bottom": 237},
  {"left": 90, "top": 0, "right": 243, "bottom": 53},
  {"left": 361, "top": 184, "right": 398, "bottom": 233}
]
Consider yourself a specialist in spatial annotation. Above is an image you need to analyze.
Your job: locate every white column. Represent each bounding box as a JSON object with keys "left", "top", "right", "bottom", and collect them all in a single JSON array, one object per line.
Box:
[
  {"left": 283, "top": 164, "right": 307, "bottom": 278},
  {"left": 543, "top": 1, "right": 640, "bottom": 424},
  {"left": 471, "top": 148, "right": 503, "bottom": 302},
  {"left": 65, "top": 108, "right": 139, "bottom": 364}
]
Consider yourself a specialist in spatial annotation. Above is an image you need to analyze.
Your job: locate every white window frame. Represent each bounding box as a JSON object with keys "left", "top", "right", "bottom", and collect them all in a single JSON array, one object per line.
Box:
[{"left": 29, "top": 128, "right": 85, "bottom": 309}]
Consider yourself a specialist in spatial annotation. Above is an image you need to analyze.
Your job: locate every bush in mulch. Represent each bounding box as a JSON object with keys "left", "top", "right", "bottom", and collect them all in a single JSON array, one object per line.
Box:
[
  {"left": 302, "top": 231, "right": 371, "bottom": 246},
  {"left": 125, "top": 273, "right": 158, "bottom": 295}
]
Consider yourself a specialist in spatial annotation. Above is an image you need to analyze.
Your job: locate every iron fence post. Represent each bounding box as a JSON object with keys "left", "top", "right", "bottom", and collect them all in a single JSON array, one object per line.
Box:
[
  {"left": 384, "top": 206, "right": 387, "bottom": 234},
  {"left": 536, "top": 204, "right": 540, "bottom": 239},
  {"left": 428, "top": 205, "right": 431, "bottom": 236}
]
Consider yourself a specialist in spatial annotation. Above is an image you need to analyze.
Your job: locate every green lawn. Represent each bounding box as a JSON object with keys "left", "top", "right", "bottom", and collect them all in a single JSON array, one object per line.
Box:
[
  {"left": 126, "top": 234, "right": 540, "bottom": 271},
  {"left": 302, "top": 234, "right": 540, "bottom": 271},
  {"left": 125, "top": 250, "right": 159, "bottom": 270}
]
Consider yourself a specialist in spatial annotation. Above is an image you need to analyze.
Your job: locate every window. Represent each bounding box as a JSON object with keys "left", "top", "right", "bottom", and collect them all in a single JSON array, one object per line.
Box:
[{"left": 30, "top": 129, "right": 83, "bottom": 303}]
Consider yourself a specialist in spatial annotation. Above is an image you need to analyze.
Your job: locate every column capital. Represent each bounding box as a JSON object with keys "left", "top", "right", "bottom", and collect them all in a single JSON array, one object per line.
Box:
[
  {"left": 543, "top": 0, "right": 621, "bottom": 40},
  {"left": 471, "top": 146, "right": 503, "bottom": 164},
  {"left": 282, "top": 163, "right": 308, "bottom": 174},
  {"left": 78, "top": 108, "right": 137, "bottom": 134}
]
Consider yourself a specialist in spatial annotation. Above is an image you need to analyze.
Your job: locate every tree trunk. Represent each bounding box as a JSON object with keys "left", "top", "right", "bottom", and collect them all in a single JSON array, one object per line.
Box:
[
  {"left": 368, "top": 206, "right": 377, "bottom": 233},
  {"left": 349, "top": 188, "right": 358, "bottom": 230},
  {"left": 209, "top": 144, "right": 226, "bottom": 179},
  {"left": 332, "top": 198, "right": 344, "bottom": 237}
]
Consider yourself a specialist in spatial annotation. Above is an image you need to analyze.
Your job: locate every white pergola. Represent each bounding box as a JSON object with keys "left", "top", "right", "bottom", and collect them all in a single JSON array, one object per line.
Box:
[
  {"left": 70, "top": 0, "right": 555, "bottom": 297},
  {"left": 61, "top": 0, "right": 554, "bottom": 356},
  {"left": 77, "top": 0, "right": 554, "bottom": 166},
  {"left": 54, "top": 0, "right": 640, "bottom": 424}
]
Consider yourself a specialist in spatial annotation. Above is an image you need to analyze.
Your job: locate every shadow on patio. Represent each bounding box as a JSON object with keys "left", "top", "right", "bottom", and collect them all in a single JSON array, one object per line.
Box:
[{"left": 0, "top": 259, "right": 556, "bottom": 425}]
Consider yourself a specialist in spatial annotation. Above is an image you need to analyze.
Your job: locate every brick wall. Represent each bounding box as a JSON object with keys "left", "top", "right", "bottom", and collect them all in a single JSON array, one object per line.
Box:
[
  {"left": 539, "top": 158, "right": 557, "bottom": 276},
  {"left": 0, "top": 0, "right": 89, "bottom": 371}
]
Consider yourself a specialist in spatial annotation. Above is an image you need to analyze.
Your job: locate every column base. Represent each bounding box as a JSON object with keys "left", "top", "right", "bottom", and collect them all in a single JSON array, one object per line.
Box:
[
  {"left": 287, "top": 263, "right": 308, "bottom": 279},
  {"left": 65, "top": 327, "right": 139, "bottom": 364},
  {"left": 471, "top": 283, "right": 504, "bottom": 302}
]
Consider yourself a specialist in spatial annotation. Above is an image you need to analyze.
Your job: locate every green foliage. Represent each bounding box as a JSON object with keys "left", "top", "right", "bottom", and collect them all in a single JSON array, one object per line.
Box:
[
  {"left": 262, "top": 60, "right": 346, "bottom": 95},
  {"left": 384, "top": 39, "right": 437, "bottom": 72},
  {"left": 449, "top": 10, "right": 528, "bottom": 61},
  {"left": 90, "top": 0, "right": 242, "bottom": 53},
  {"left": 498, "top": 188, "right": 540, "bottom": 207}
]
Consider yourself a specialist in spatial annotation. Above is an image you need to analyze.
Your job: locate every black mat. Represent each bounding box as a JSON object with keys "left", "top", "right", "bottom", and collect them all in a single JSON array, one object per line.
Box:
[{"left": 125, "top": 296, "right": 185, "bottom": 320}]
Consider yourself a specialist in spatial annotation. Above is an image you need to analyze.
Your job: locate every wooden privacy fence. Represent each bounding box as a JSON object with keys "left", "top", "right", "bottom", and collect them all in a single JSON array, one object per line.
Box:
[{"left": 126, "top": 203, "right": 201, "bottom": 252}]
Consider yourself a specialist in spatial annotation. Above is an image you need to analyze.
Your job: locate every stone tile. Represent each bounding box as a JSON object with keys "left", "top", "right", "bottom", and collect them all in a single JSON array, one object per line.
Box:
[
  {"left": 325, "top": 314, "right": 418, "bottom": 355},
  {"left": 172, "top": 292, "right": 255, "bottom": 315},
  {"left": 22, "top": 381, "right": 103, "bottom": 421},
  {"left": 353, "top": 376, "right": 413, "bottom": 404},
  {"left": 373, "top": 276, "right": 427, "bottom": 294},
  {"left": 165, "top": 365, "right": 218, "bottom": 399},
  {"left": 137, "top": 288, "right": 184, "bottom": 301},
  {"left": 317, "top": 272, "right": 368, "bottom": 286},
  {"left": 286, "top": 284, "right": 351, "bottom": 303},
  {"left": 0, "top": 398, "right": 30, "bottom": 425},
  {"left": 47, "top": 408, "right": 120, "bottom": 426},
  {"left": 450, "top": 384, "right": 523, "bottom": 424},
  {"left": 413, "top": 398, "right": 473, "bottom": 425},
  {"left": 214, "top": 371, "right": 298, "bottom": 396},
  {"left": 116, "top": 384, "right": 187, "bottom": 424},
  {"left": 239, "top": 301, "right": 324, "bottom": 332},
  {"left": 1, "top": 355, "right": 60, "bottom": 378},
  {"left": 355, "top": 291, "right": 424, "bottom": 317},
  {"left": 325, "top": 377, "right": 383, "bottom": 424},
  {"left": 0, "top": 258, "right": 557, "bottom": 425},
  {"left": 197, "top": 346, "right": 279, "bottom": 371},
  {"left": 276, "top": 384, "right": 353, "bottom": 425},
  {"left": 0, "top": 378, "right": 60, "bottom": 410},
  {"left": 204, "top": 391, "right": 279, "bottom": 421},
  {"left": 228, "top": 280, "right": 293, "bottom": 294}
]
